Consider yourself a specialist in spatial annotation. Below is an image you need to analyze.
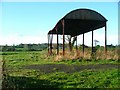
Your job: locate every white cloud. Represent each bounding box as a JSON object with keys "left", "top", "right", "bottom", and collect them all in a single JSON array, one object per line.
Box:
[
  {"left": 0, "top": 31, "right": 118, "bottom": 46},
  {"left": 75, "top": 31, "right": 118, "bottom": 46},
  {"left": 94, "top": 32, "right": 118, "bottom": 46},
  {"left": 47, "top": 32, "right": 118, "bottom": 46},
  {"left": 0, "top": 33, "right": 48, "bottom": 45}
]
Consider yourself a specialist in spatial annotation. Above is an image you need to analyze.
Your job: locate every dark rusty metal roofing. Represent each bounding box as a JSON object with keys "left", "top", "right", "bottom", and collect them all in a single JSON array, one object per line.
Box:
[{"left": 48, "top": 9, "right": 107, "bottom": 37}]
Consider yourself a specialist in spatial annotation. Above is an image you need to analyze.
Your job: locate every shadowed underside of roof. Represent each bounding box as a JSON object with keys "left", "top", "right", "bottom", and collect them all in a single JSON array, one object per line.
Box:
[{"left": 48, "top": 9, "right": 107, "bottom": 37}]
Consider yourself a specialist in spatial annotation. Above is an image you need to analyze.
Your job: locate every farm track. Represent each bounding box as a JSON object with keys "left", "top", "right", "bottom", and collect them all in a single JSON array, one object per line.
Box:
[{"left": 24, "top": 64, "right": 119, "bottom": 73}]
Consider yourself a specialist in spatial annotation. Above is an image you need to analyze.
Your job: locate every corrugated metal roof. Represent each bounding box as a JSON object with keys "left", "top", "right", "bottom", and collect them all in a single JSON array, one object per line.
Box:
[{"left": 48, "top": 8, "right": 107, "bottom": 36}]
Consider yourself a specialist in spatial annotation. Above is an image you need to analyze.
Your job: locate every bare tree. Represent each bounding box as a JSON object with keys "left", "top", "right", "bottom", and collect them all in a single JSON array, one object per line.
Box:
[
  {"left": 65, "top": 35, "right": 77, "bottom": 51},
  {"left": 94, "top": 39, "right": 99, "bottom": 46}
]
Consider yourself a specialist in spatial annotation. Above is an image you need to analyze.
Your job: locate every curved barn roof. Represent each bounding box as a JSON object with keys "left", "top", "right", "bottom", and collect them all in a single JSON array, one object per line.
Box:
[{"left": 48, "top": 8, "right": 107, "bottom": 37}]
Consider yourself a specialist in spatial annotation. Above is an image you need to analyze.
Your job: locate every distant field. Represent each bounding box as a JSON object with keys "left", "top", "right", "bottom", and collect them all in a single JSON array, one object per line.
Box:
[{"left": 1, "top": 50, "right": 120, "bottom": 89}]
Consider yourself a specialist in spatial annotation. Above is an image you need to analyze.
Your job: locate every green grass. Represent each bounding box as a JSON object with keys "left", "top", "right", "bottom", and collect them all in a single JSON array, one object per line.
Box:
[
  {"left": 1, "top": 51, "right": 119, "bottom": 88},
  {"left": 2, "top": 51, "right": 118, "bottom": 67},
  {"left": 5, "top": 69, "right": 120, "bottom": 88}
]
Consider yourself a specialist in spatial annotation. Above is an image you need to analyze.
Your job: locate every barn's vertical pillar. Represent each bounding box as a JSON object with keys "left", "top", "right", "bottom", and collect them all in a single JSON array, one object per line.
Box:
[
  {"left": 56, "top": 28, "right": 59, "bottom": 55},
  {"left": 83, "top": 33, "right": 84, "bottom": 54},
  {"left": 48, "top": 34, "right": 50, "bottom": 54},
  {"left": 76, "top": 36, "right": 78, "bottom": 50},
  {"left": 105, "top": 22, "right": 107, "bottom": 55},
  {"left": 92, "top": 30, "right": 94, "bottom": 54},
  {"left": 62, "top": 20, "right": 65, "bottom": 56},
  {"left": 50, "top": 33, "right": 53, "bottom": 55}
]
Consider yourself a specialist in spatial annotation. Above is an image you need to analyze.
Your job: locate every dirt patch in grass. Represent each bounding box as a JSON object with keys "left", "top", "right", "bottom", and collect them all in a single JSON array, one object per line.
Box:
[{"left": 23, "top": 64, "right": 119, "bottom": 73}]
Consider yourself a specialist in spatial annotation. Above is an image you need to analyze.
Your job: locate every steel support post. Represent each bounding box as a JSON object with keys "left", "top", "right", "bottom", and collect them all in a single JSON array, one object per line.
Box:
[
  {"left": 83, "top": 33, "right": 84, "bottom": 54},
  {"left": 105, "top": 23, "right": 107, "bottom": 55},
  {"left": 92, "top": 30, "right": 94, "bottom": 54},
  {"left": 62, "top": 20, "right": 65, "bottom": 56},
  {"left": 56, "top": 28, "right": 59, "bottom": 55}
]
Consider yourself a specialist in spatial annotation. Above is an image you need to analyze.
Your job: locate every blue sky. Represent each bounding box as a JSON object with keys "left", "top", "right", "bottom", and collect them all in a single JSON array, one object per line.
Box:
[{"left": 0, "top": 2, "right": 118, "bottom": 46}]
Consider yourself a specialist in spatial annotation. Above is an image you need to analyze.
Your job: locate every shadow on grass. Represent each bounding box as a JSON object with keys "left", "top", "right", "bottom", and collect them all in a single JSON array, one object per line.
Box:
[
  {"left": 24, "top": 64, "right": 119, "bottom": 73},
  {"left": 2, "top": 75, "right": 62, "bottom": 89}
]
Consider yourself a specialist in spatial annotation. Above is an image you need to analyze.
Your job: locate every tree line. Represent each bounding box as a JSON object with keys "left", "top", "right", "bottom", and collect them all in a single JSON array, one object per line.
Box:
[
  {"left": 0, "top": 43, "right": 48, "bottom": 52},
  {"left": 0, "top": 43, "right": 118, "bottom": 52}
]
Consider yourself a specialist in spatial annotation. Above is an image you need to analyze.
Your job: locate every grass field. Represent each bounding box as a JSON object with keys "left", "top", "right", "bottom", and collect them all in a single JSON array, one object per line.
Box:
[{"left": 1, "top": 50, "right": 120, "bottom": 89}]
